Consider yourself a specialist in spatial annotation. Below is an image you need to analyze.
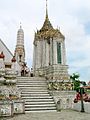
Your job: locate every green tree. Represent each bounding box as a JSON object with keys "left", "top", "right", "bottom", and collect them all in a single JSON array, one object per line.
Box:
[{"left": 70, "top": 73, "right": 80, "bottom": 91}]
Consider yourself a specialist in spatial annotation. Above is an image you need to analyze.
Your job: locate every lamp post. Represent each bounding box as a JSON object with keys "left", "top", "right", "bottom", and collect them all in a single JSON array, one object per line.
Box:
[{"left": 79, "top": 85, "right": 85, "bottom": 112}]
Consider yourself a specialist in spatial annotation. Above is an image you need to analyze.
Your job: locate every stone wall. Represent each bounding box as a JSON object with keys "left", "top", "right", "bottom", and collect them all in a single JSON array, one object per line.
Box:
[
  {"left": 45, "top": 64, "right": 69, "bottom": 80},
  {"left": 49, "top": 91, "right": 76, "bottom": 110}
]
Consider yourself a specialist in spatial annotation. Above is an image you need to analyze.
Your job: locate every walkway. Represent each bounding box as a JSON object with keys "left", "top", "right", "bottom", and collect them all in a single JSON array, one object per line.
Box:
[{"left": 5, "top": 110, "right": 90, "bottom": 120}]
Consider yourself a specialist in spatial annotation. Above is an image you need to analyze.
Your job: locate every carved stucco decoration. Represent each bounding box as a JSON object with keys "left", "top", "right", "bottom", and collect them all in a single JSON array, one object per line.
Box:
[
  {"left": 35, "top": 28, "right": 65, "bottom": 41},
  {"left": 34, "top": 12, "right": 65, "bottom": 41}
]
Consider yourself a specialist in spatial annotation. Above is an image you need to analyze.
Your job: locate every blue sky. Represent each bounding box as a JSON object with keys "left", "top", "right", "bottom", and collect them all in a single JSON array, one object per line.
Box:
[{"left": 0, "top": 0, "right": 90, "bottom": 82}]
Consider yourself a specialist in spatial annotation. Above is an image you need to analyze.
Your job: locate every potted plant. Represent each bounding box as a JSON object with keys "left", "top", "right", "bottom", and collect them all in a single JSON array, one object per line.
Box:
[
  {"left": 0, "top": 91, "right": 5, "bottom": 100},
  {"left": 9, "top": 94, "right": 18, "bottom": 100}
]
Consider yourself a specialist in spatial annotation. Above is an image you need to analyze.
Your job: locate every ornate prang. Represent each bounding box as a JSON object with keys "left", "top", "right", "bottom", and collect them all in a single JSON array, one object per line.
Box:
[
  {"left": 33, "top": 0, "right": 69, "bottom": 86},
  {"left": 14, "top": 24, "right": 25, "bottom": 66}
]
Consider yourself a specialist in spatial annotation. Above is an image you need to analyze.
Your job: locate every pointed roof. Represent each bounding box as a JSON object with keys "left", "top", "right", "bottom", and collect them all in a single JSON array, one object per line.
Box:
[
  {"left": 35, "top": 0, "right": 64, "bottom": 40},
  {"left": 40, "top": 0, "right": 53, "bottom": 31}
]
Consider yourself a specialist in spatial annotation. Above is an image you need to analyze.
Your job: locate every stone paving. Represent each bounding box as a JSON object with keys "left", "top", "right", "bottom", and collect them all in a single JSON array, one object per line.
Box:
[{"left": 1, "top": 110, "right": 90, "bottom": 120}]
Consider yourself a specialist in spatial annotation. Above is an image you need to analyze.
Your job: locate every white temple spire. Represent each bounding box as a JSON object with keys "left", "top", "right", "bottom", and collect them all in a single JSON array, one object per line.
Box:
[{"left": 14, "top": 24, "right": 25, "bottom": 65}]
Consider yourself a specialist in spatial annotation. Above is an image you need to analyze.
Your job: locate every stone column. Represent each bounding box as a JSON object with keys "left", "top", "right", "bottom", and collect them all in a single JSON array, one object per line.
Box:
[
  {"left": 45, "top": 41, "right": 49, "bottom": 66},
  {"left": 33, "top": 43, "right": 36, "bottom": 72},
  {"left": 62, "top": 40, "right": 66, "bottom": 65},
  {"left": 42, "top": 40, "right": 46, "bottom": 67},
  {"left": 50, "top": 38, "right": 53, "bottom": 65}
]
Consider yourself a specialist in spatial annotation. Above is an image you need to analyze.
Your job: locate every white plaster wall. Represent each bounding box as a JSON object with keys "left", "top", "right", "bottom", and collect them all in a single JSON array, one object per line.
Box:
[
  {"left": 40, "top": 41, "right": 43, "bottom": 67},
  {"left": 62, "top": 40, "right": 66, "bottom": 65},
  {"left": 42, "top": 40, "right": 46, "bottom": 67},
  {"left": 0, "top": 59, "right": 5, "bottom": 68},
  {"left": 0, "top": 39, "right": 13, "bottom": 63},
  {"left": 11, "top": 62, "right": 21, "bottom": 75},
  {"left": 0, "top": 39, "right": 21, "bottom": 74},
  {"left": 50, "top": 39, "right": 52, "bottom": 65},
  {"left": 61, "top": 38, "right": 66, "bottom": 65},
  {"left": 33, "top": 45, "right": 36, "bottom": 71},
  {"left": 36, "top": 41, "right": 42, "bottom": 68}
]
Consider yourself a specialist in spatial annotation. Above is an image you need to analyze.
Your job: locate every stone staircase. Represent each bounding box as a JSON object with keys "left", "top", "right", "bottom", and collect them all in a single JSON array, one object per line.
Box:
[{"left": 16, "top": 77, "right": 56, "bottom": 112}]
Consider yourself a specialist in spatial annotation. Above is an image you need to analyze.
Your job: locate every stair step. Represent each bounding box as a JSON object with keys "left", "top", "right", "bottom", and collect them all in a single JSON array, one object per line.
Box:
[
  {"left": 25, "top": 110, "right": 57, "bottom": 113},
  {"left": 22, "top": 91, "right": 49, "bottom": 94},
  {"left": 21, "top": 90, "right": 48, "bottom": 92},
  {"left": 17, "top": 77, "right": 56, "bottom": 112},
  {"left": 22, "top": 96, "right": 53, "bottom": 99},
  {"left": 21, "top": 94, "right": 50, "bottom": 97},
  {"left": 25, "top": 99, "right": 54, "bottom": 102},
  {"left": 25, "top": 107, "right": 56, "bottom": 111},
  {"left": 17, "top": 77, "right": 46, "bottom": 80},
  {"left": 25, "top": 101, "right": 55, "bottom": 105},
  {"left": 25, "top": 104, "right": 56, "bottom": 107},
  {"left": 17, "top": 80, "right": 46, "bottom": 82},
  {"left": 17, "top": 85, "right": 47, "bottom": 87},
  {"left": 18, "top": 86, "right": 47, "bottom": 88},
  {"left": 18, "top": 87, "right": 47, "bottom": 89},
  {"left": 17, "top": 82, "right": 46, "bottom": 84}
]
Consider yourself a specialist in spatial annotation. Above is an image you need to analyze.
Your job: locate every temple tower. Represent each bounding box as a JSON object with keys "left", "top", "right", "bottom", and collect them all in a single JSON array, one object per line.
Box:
[
  {"left": 33, "top": 0, "right": 69, "bottom": 81},
  {"left": 14, "top": 24, "right": 25, "bottom": 66}
]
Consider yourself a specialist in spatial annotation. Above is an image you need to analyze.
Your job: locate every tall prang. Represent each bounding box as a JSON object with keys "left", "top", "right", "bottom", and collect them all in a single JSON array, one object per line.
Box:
[
  {"left": 33, "top": 0, "right": 69, "bottom": 81},
  {"left": 14, "top": 24, "right": 25, "bottom": 66}
]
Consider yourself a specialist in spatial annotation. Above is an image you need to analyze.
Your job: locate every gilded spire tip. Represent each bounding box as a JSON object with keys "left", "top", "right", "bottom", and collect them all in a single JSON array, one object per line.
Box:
[{"left": 46, "top": 0, "right": 48, "bottom": 19}]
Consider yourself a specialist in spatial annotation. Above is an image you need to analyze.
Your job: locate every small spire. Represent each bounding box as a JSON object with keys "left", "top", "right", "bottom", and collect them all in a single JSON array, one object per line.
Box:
[
  {"left": 20, "top": 22, "right": 22, "bottom": 29},
  {"left": 46, "top": 0, "right": 48, "bottom": 19},
  {"left": 0, "top": 51, "right": 5, "bottom": 59},
  {"left": 40, "top": 0, "right": 53, "bottom": 31}
]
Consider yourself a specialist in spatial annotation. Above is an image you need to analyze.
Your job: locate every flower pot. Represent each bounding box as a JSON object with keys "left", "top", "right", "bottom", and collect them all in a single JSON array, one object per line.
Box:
[{"left": 0, "top": 95, "right": 5, "bottom": 100}]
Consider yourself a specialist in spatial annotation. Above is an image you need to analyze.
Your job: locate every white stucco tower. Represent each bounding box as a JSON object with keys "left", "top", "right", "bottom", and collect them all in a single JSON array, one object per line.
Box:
[
  {"left": 14, "top": 24, "right": 25, "bottom": 66},
  {"left": 33, "top": 0, "right": 69, "bottom": 81}
]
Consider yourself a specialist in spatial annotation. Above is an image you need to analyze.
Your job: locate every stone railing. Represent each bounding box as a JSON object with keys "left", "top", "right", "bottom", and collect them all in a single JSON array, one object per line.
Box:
[
  {"left": 49, "top": 91, "right": 75, "bottom": 111},
  {"left": 0, "top": 99, "right": 25, "bottom": 117},
  {"left": 0, "top": 68, "right": 25, "bottom": 117}
]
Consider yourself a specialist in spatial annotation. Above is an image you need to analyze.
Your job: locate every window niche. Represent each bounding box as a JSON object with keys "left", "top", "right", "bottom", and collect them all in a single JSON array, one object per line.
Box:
[{"left": 57, "top": 42, "right": 62, "bottom": 64}]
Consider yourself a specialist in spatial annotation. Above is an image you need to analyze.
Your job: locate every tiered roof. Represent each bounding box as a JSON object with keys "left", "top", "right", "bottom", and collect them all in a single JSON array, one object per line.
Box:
[{"left": 35, "top": 0, "right": 64, "bottom": 40}]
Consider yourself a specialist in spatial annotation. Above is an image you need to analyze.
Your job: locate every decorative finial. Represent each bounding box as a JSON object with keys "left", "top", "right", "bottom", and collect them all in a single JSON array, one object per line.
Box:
[
  {"left": 0, "top": 51, "right": 5, "bottom": 59},
  {"left": 46, "top": 0, "right": 48, "bottom": 19},
  {"left": 20, "top": 22, "right": 22, "bottom": 29}
]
